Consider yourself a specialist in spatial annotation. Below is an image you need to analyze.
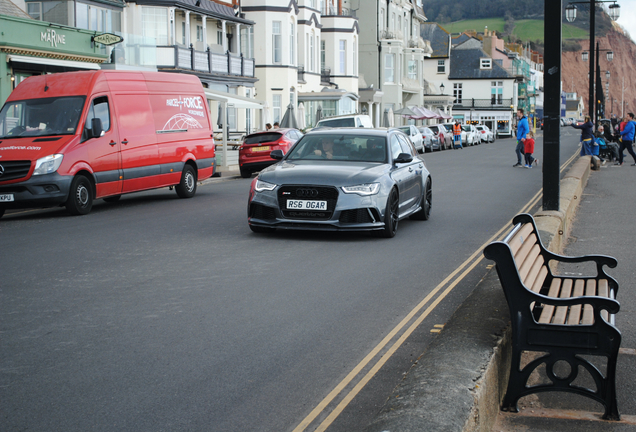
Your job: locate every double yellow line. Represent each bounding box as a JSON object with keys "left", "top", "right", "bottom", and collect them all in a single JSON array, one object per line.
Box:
[{"left": 292, "top": 150, "right": 580, "bottom": 432}]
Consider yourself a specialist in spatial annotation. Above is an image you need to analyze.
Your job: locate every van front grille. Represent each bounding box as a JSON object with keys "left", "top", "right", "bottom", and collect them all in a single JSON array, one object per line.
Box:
[{"left": 0, "top": 160, "right": 32, "bottom": 182}]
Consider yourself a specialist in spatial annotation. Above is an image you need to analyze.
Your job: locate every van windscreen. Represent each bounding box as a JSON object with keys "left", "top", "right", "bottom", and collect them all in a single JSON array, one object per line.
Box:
[
  {"left": 0, "top": 96, "right": 86, "bottom": 139},
  {"left": 317, "top": 118, "right": 355, "bottom": 128}
]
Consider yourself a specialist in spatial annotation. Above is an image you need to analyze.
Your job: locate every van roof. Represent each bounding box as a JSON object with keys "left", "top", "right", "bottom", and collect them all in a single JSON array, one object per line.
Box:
[{"left": 7, "top": 71, "right": 203, "bottom": 101}]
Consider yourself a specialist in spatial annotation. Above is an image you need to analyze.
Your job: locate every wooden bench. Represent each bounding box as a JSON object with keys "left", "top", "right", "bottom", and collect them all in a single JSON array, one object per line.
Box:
[{"left": 483, "top": 213, "right": 621, "bottom": 420}]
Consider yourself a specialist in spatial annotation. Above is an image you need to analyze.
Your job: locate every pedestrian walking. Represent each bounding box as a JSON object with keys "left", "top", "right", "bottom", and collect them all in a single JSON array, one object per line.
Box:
[
  {"left": 265, "top": 123, "right": 272, "bottom": 131},
  {"left": 453, "top": 120, "right": 463, "bottom": 149},
  {"left": 571, "top": 116, "right": 594, "bottom": 156},
  {"left": 513, "top": 109, "right": 529, "bottom": 167},
  {"left": 524, "top": 131, "right": 536, "bottom": 168},
  {"left": 616, "top": 112, "right": 636, "bottom": 166}
]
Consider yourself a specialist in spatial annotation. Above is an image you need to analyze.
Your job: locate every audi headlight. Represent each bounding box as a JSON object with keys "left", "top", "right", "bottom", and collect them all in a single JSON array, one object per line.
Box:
[
  {"left": 33, "top": 154, "right": 64, "bottom": 176},
  {"left": 341, "top": 183, "right": 380, "bottom": 196},
  {"left": 254, "top": 179, "right": 277, "bottom": 192}
]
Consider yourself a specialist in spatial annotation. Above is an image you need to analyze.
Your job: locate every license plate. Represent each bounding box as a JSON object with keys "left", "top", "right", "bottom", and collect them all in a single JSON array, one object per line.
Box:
[
  {"left": 251, "top": 146, "right": 270, "bottom": 152},
  {"left": 286, "top": 199, "right": 327, "bottom": 211},
  {"left": 0, "top": 194, "right": 14, "bottom": 202}
]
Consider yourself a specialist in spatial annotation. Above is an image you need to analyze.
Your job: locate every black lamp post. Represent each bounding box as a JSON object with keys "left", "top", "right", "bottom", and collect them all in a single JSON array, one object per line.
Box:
[
  {"left": 440, "top": 83, "right": 445, "bottom": 94},
  {"left": 566, "top": 0, "right": 620, "bottom": 127}
]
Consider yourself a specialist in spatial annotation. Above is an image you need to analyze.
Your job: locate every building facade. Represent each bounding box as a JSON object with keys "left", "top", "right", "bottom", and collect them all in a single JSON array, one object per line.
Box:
[
  {"left": 242, "top": 0, "right": 359, "bottom": 129},
  {"left": 357, "top": 0, "right": 431, "bottom": 127}
]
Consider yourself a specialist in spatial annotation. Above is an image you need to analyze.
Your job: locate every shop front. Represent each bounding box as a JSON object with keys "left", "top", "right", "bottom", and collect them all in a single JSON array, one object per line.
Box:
[{"left": 0, "top": 15, "right": 109, "bottom": 105}]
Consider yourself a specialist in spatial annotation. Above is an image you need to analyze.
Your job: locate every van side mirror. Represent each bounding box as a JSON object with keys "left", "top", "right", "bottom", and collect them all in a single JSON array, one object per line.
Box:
[
  {"left": 394, "top": 152, "right": 413, "bottom": 164},
  {"left": 88, "top": 118, "right": 103, "bottom": 139},
  {"left": 270, "top": 149, "right": 284, "bottom": 160}
]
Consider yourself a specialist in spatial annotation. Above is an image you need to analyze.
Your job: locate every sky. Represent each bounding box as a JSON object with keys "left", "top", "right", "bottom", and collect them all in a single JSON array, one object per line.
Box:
[{"left": 615, "top": 0, "right": 636, "bottom": 43}]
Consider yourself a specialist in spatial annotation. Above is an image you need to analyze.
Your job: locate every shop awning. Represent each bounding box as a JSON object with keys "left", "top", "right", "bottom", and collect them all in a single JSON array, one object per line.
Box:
[
  {"left": 7, "top": 54, "right": 101, "bottom": 70},
  {"left": 204, "top": 89, "right": 264, "bottom": 110}
]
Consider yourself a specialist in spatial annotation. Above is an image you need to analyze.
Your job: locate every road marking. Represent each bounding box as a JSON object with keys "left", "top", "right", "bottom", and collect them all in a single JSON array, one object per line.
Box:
[{"left": 291, "top": 144, "right": 583, "bottom": 431}]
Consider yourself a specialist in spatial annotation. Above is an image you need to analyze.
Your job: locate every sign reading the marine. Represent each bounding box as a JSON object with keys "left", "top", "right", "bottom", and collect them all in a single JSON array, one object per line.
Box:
[{"left": 92, "top": 33, "right": 124, "bottom": 46}]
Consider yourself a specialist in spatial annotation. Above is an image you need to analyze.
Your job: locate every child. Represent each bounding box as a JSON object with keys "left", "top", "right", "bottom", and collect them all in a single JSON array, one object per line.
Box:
[{"left": 524, "top": 131, "right": 536, "bottom": 168}]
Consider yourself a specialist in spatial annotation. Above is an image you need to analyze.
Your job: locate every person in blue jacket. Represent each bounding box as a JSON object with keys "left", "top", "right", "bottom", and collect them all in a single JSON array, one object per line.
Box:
[
  {"left": 571, "top": 116, "right": 595, "bottom": 156},
  {"left": 617, "top": 112, "right": 636, "bottom": 166},
  {"left": 514, "top": 109, "right": 529, "bottom": 167}
]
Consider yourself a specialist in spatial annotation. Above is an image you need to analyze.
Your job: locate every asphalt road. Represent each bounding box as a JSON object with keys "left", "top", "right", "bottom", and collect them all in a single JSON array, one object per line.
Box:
[{"left": 1, "top": 129, "right": 582, "bottom": 432}]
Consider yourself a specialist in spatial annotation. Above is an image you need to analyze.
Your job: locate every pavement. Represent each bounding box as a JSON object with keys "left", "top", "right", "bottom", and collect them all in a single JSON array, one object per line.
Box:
[{"left": 363, "top": 155, "right": 636, "bottom": 432}]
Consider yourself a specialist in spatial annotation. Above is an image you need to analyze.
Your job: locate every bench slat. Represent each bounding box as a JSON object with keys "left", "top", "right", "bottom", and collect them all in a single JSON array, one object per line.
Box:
[
  {"left": 526, "top": 258, "right": 547, "bottom": 293},
  {"left": 538, "top": 278, "right": 563, "bottom": 324},
  {"left": 581, "top": 280, "right": 597, "bottom": 325},
  {"left": 518, "top": 244, "right": 542, "bottom": 283},
  {"left": 553, "top": 279, "right": 573, "bottom": 324},
  {"left": 566, "top": 280, "right": 586, "bottom": 325},
  {"left": 509, "top": 224, "right": 535, "bottom": 256},
  {"left": 514, "top": 233, "right": 538, "bottom": 265},
  {"left": 599, "top": 279, "right": 609, "bottom": 321}
]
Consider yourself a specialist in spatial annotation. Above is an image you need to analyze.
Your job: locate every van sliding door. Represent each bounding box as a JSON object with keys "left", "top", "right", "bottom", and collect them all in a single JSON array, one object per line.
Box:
[{"left": 112, "top": 94, "right": 159, "bottom": 193}]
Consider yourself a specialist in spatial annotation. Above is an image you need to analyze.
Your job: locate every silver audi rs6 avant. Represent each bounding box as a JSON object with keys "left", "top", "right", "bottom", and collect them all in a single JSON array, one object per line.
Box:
[{"left": 247, "top": 128, "right": 432, "bottom": 238}]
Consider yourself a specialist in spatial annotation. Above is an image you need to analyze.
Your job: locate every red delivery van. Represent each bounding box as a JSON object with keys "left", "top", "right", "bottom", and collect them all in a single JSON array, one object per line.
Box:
[{"left": 0, "top": 70, "right": 216, "bottom": 218}]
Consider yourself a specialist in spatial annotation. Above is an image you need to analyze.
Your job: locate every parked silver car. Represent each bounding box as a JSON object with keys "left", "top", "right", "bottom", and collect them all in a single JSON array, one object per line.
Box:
[{"left": 418, "top": 126, "right": 441, "bottom": 152}]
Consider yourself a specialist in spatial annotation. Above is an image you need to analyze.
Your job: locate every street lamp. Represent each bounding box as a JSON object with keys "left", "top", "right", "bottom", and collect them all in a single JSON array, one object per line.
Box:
[
  {"left": 565, "top": 4, "right": 577, "bottom": 21},
  {"left": 567, "top": 0, "right": 620, "bottom": 126},
  {"left": 582, "top": 51, "right": 589, "bottom": 62},
  {"left": 440, "top": 83, "right": 445, "bottom": 94}
]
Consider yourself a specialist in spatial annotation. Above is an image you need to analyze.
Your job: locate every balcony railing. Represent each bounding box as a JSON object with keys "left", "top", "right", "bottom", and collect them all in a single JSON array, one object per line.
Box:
[
  {"left": 380, "top": 30, "right": 403, "bottom": 40},
  {"left": 321, "top": 6, "right": 355, "bottom": 17},
  {"left": 156, "top": 45, "right": 255, "bottom": 78},
  {"left": 453, "top": 98, "right": 513, "bottom": 109}
]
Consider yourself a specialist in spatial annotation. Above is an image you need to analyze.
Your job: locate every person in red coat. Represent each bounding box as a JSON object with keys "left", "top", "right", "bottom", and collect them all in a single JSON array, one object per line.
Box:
[{"left": 524, "top": 131, "right": 536, "bottom": 168}]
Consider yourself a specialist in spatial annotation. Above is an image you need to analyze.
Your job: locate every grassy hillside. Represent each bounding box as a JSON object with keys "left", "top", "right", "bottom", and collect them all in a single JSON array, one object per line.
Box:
[{"left": 442, "top": 18, "right": 588, "bottom": 42}]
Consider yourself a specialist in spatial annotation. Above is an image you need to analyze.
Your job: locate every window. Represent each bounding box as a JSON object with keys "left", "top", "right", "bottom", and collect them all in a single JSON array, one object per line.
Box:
[
  {"left": 182, "top": 22, "right": 186, "bottom": 45},
  {"left": 384, "top": 54, "right": 395, "bottom": 83},
  {"left": 321, "top": 40, "right": 326, "bottom": 72},
  {"left": 217, "top": 30, "right": 223, "bottom": 46},
  {"left": 408, "top": 59, "right": 417, "bottom": 80},
  {"left": 310, "top": 33, "right": 315, "bottom": 72},
  {"left": 27, "top": 2, "right": 42, "bottom": 20},
  {"left": 353, "top": 38, "right": 357, "bottom": 76},
  {"left": 339, "top": 40, "right": 346, "bottom": 75},
  {"left": 379, "top": 9, "right": 384, "bottom": 32},
  {"left": 290, "top": 22, "right": 295, "bottom": 66},
  {"left": 241, "top": 26, "right": 254, "bottom": 58},
  {"left": 480, "top": 58, "right": 492, "bottom": 69},
  {"left": 273, "top": 94, "right": 282, "bottom": 123},
  {"left": 390, "top": 134, "right": 402, "bottom": 160},
  {"left": 273, "top": 21, "right": 282, "bottom": 64},
  {"left": 84, "top": 96, "right": 111, "bottom": 140},
  {"left": 76, "top": 2, "right": 121, "bottom": 32},
  {"left": 437, "top": 60, "right": 445, "bottom": 74},
  {"left": 142, "top": 7, "right": 169, "bottom": 45},
  {"left": 196, "top": 25, "right": 203, "bottom": 42},
  {"left": 491, "top": 81, "right": 503, "bottom": 105},
  {"left": 453, "top": 83, "right": 463, "bottom": 104}
]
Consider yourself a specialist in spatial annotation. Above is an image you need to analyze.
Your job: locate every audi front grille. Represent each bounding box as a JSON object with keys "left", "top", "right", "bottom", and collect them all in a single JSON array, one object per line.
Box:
[{"left": 277, "top": 185, "right": 339, "bottom": 220}]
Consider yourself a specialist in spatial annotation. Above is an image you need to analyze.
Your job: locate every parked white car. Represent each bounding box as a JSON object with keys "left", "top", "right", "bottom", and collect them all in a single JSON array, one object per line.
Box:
[
  {"left": 461, "top": 124, "right": 478, "bottom": 146},
  {"left": 398, "top": 125, "right": 424, "bottom": 153},
  {"left": 475, "top": 125, "right": 495, "bottom": 143}
]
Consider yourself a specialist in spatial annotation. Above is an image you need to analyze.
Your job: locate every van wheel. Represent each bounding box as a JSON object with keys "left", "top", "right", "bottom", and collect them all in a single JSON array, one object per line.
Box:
[
  {"left": 103, "top": 195, "right": 121, "bottom": 203},
  {"left": 66, "top": 174, "right": 93, "bottom": 215},
  {"left": 176, "top": 164, "right": 197, "bottom": 198}
]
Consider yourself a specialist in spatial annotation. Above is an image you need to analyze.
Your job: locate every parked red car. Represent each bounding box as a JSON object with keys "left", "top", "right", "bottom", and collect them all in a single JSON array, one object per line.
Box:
[{"left": 238, "top": 128, "right": 303, "bottom": 178}]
